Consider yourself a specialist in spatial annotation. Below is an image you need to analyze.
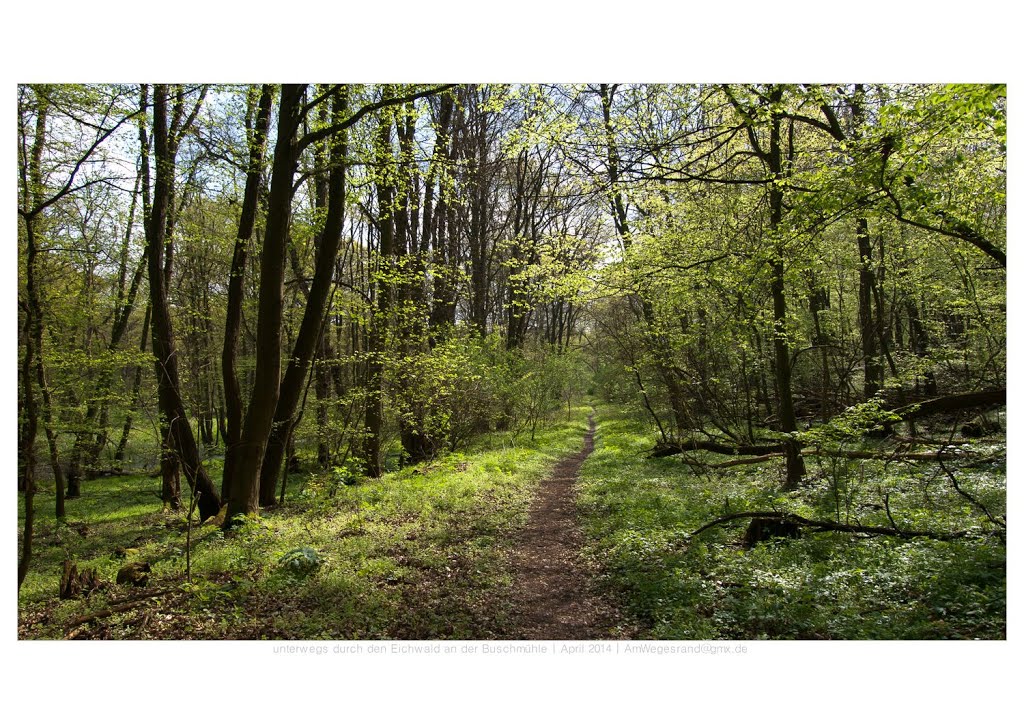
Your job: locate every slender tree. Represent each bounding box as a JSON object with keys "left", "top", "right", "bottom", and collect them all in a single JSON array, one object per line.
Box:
[{"left": 143, "top": 83, "right": 221, "bottom": 520}]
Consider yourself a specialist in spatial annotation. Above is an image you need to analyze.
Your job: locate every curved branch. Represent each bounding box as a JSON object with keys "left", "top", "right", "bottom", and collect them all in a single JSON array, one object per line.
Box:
[
  {"left": 689, "top": 511, "right": 974, "bottom": 541},
  {"left": 297, "top": 84, "right": 456, "bottom": 151}
]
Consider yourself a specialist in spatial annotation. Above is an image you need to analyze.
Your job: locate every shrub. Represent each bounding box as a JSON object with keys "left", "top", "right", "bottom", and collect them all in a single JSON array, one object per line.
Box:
[{"left": 279, "top": 546, "right": 324, "bottom": 578}]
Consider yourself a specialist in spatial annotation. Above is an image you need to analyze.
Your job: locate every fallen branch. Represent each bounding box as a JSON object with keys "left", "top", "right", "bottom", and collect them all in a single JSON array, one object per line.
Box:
[
  {"left": 709, "top": 453, "right": 783, "bottom": 468},
  {"left": 679, "top": 447, "right": 978, "bottom": 469},
  {"left": 64, "top": 588, "right": 172, "bottom": 637},
  {"left": 892, "top": 436, "right": 974, "bottom": 446},
  {"left": 651, "top": 390, "right": 1005, "bottom": 461},
  {"left": 651, "top": 440, "right": 785, "bottom": 458},
  {"left": 804, "top": 448, "right": 968, "bottom": 462},
  {"left": 689, "top": 511, "right": 972, "bottom": 541},
  {"left": 937, "top": 457, "right": 1006, "bottom": 529},
  {"left": 890, "top": 389, "right": 1005, "bottom": 422},
  {"left": 680, "top": 453, "right": 784, "bottom": 469}
]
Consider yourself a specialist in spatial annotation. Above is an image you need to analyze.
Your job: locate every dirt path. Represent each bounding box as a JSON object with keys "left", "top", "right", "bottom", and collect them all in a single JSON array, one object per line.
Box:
[{"left": 506, "top": 413, "right": 632, "bottom": 639}]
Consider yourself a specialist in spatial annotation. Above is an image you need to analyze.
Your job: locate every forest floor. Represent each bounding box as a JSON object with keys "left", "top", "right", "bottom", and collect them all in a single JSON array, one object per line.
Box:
[
  {"left": 18, "top": 407, "right": 639, "bottom": 640},
  {"left": 574, "top": 405, "right": 1006, "bottom": 639},
  {"left": 16, "top": 402, "right": 1006, "bottom": 640},
  {"left": 504, "top": 414, "right": 635, "bottom": 639}
]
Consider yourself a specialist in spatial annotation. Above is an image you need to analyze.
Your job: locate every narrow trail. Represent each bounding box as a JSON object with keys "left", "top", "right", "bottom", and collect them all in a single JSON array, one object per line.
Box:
[{"left": 506, "top": 413, "right": 632, "bottom": 640}]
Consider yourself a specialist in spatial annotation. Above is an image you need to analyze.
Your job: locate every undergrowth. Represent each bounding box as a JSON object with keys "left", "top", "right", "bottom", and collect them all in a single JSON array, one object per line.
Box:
[
  {"left": 576, "top": 404, "right": 1006, "bottom": 640},
  {"left": 18, "top": 407, "right": 592, "bottom": 640}
]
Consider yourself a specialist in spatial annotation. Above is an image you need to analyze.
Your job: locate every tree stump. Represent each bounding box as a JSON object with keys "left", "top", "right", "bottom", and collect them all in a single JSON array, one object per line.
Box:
[
  {"left": 962, "top": 411, "right": 1004, "bottom": 437},
  {"left": 116, "top": 562, "right": 151, "bottom": 587},
  {"left": 743, "top": 518, "right": 803, "bottom": 548},
  {"left": 60, "top": 560, "right": 104, "bottom": 599}
]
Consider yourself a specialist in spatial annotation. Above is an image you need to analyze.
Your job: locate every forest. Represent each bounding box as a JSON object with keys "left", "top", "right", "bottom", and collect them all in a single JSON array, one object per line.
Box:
[{"left": 16, "top": 83, "right": 1006, "bottom": 641}]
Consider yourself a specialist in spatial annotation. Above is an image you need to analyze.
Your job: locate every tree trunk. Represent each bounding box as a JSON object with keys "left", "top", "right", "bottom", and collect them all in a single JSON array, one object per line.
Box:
[
  {"left": 315, "top": 334, "right": 332, "bottom": 469},
  {"left": 113, "top": 303, "right": 151, "bottom": 467},
  {"left": 847, "top": 87, "right": 884, "bottom": 400},
  {"left": 19, "top": 222, "right": 41, "bottom": 587},
  {"left": 221, "top": 84, "right": 274, "bottom": 503},
  {"left": 856, "top": 217, "right": 882, "bottom": 398},
  {"left": 394, "top": 97, "right": 438, "bottom": 464},
  {"left": 765, "top": 87, "right": 805, "bottom": 489},
  {"left": 18, "top": 94, "right": 47, "bottom": 583},
  {"left": 906, "top": 297, "right": 938, "bottom": 396},
  {"left": 224, "top": 84, "right": 306, "bottom": 523},
  {"left": 361, "top": 97, "right": 396, "bottom": 478},
  {"left": 808, "top": 277, "right": 833, "bottom": 419},
  {"left": 259, "top": 87, "right": 348, "bottom": 505},
  {"left": 20, "top": 97, "right": 70, "bottom": 519},
  {"left": 143, "top": 83, "right": 220, "bottom": 521}
]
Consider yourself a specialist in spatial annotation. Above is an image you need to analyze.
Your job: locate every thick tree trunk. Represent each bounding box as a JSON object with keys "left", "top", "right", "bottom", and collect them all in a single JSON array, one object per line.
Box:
[
  {"left": 221, "top": 84, "right": 274, "bottom": 502},
  {"left": 20, "top": 101, "right": 69, "bottom": 519},
  {"left": 224, "top": 84, "right": 305, "bottom": 523},
  {"left": 19, "top": 221, "right": 42, "bottom": 587},
  {"left": 259, "top": 87, "right": 348, "bottom": 505},
  {"left": 18, "top": 343, "right": 37, "bottom": 589}
]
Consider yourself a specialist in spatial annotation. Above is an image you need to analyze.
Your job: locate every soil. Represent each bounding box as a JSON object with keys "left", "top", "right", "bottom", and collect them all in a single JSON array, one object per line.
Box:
[{"left": 505, "top": 413, "right": 634, "bottom": 639}]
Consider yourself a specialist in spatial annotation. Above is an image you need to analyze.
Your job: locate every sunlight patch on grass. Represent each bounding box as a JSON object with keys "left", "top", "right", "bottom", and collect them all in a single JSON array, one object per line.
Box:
[
  {"left": 18, "top": 406, "right": 595, "bottom": 639},
  {"left": 576, "top": 404, "right": 1006, "bottom": 640}
]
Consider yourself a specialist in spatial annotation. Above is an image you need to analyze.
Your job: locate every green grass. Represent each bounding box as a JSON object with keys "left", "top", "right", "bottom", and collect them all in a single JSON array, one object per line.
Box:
[
  {"left": 576, "top": 404, "right": 1006, "bottom": 640},
  {"left": 20, "top": 402, "right": 1005, "bottom": 640},
  {"left": 18, "top": 407, "right": 593, "bottom": 640}
]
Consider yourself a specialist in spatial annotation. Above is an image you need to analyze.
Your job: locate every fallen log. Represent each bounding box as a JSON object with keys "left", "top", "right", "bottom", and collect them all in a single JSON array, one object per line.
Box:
[
  {"left": 689, "top": 511, "right": 972, "bottom": 541},
  {"left": 652, "top": 389, "right": 1005, "bottom": 461},
  {"left": 804, "top": 448, "right": 970, "bottom": 462},
  {"left": 890, "top": 389, "right": 1005, "bottom": 422},
  {"left": 680, "top": 447, "right": 978, "bottom": 470},
  {"left": 651, "top": 440, "right": 785, "bottom": 458},
  {"left": 707, "top": 453, "right": 784, "bottom": 469},
  {"left": 893, "top": 436, "right": 971, "bottom": 446}
]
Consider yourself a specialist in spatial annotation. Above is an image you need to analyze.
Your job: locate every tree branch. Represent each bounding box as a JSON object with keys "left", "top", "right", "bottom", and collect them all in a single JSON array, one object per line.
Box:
[
  {"left": 297, "top": 84, "right": 455, "bottom": 151},
  {"left": 689, "top": 510, "right": 972, "bottom": 541}
]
